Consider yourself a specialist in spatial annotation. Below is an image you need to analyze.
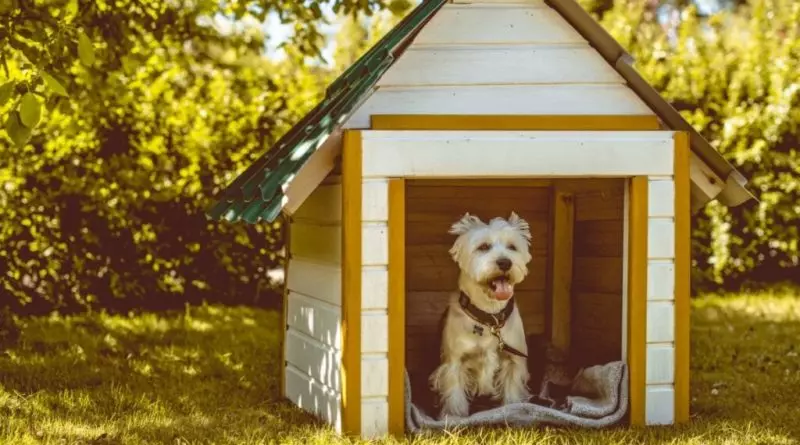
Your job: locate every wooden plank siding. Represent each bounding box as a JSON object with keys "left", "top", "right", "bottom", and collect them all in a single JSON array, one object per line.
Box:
[
  {"left": 565, "top": 179, "right": 625, "bottom": 369},
  {"left": 360, "top": 131, "right": 675, "bottom": 178},
  {"left": 285, "top": 179, "right": 344, "bottom": 432},
  {"left": 343, "top": 1, "right": 655, "bottom": 129},
  {"left": 359, "top": 176, "right": 391, "bottom": 438}
]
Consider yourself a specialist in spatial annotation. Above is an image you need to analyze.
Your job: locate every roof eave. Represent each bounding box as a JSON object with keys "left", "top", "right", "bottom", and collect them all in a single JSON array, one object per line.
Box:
[{"left": 545, "top": 0, "right": 757, "bottom": 210}]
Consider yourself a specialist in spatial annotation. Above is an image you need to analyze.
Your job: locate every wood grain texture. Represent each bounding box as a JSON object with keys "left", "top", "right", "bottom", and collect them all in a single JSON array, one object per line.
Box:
[
  {"left": 674, "top": 131, "right": 691, "bottom": 423},
  {"left": 646, "top": 345, "right": 675, "bottom": 384},
  {"left": 387, "top": 179, "right": 406, "bottom": 436},
  {"left": 646, "top": 385, "right": 675, "bottom": 425},
  {"left": 574, "top": 220, "right": 623, "bottom": 257},
  {"left": 627, "top": 176, "right": 649, "bottom": 426},
  {"left": 572, "top": 181, "right": 625, "bottom": 221},
  {"left": 287, "top": 259, "right": 342, "bottom": 306},
  {"left": 285, "top": 364, "right": 342, "bottom": 430},
  {"left": 345, "top": 86, "right": 655, "bottom": 129},
  {"left": 572, "top": 293, "right": 623, "bottom": 331},
  {"left": 341, "top": 130, "right": 362, "bottom": 436},
  {"left": 370, "top": 115, "right": 661, "bottom": 132},
  {"left": 646, "top": 301, "right": 675, "bottom": 343},
  {"left": 362, "top": 267, "right": 388, "bottom": 310},
  {"left": 292, "top": 183, "right": 343, "bottom": 223},
  {"left": 548, "top": 189, "right": 574, "bottom": 352},
  {"left": 568, "top": 179, "right": 625, "bottom": 369},
  {"left": 362, "top": 356, "right": 389, "bottom": 397},
  {"left": 285, "top": 328, "right": 342, "bottom": 392},
  {"left": 647, "top": 260, "right": 675, "bottom": 301},
  {"left": 411, "top": 3, "right": 582, "bottom": 47},
  {"left": 290, "top": 223, "right": 341, "bottom": 265},
  {"left": 360, "top": 130, "right": 675, "bottom": 178},
  {"left": 572, "top": 257, "right": 622, "bottom": 294},
  {"left": 361, "top": 398, "right": 389, "bottom": 439},
  {"left": 377, "top": 46, "right": 625, "bottom": 87},
  {"left": 286, "top": 291, "right": 342, "bottom": 348}
]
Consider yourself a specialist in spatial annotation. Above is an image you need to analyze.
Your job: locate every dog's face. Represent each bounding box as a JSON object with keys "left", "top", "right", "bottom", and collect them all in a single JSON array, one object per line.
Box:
[{"left": 448, "top": 212, "right": 533, "bottom": 301}]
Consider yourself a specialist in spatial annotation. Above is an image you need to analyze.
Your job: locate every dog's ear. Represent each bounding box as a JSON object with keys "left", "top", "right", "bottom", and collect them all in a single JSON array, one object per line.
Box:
[
  {"left": 449, "top": 212, "right": 484, "bottom": 235},
  {"left": 508, "top": 211, "right": 532, "bottom": 241}
]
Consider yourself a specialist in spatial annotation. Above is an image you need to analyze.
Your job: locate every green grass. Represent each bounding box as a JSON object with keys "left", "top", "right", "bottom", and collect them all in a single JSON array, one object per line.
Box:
[{"left": 2, "top": 289, "right": 800, "bottom": 444}]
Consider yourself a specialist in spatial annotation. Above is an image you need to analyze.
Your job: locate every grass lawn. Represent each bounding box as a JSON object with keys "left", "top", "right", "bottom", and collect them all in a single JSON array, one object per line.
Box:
[{"left": 2, "top": 289, "right": 800, "bottom": 444}]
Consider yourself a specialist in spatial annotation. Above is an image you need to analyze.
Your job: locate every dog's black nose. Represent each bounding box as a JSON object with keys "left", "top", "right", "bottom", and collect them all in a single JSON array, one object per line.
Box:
[{"left": 496, "top": 257, "right": 512, "bottom": 272}]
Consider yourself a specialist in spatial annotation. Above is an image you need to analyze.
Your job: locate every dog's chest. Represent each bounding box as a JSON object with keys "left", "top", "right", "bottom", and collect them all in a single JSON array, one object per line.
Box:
[{"left": 457, "top": 320, "right": 501, "bottom": 354}]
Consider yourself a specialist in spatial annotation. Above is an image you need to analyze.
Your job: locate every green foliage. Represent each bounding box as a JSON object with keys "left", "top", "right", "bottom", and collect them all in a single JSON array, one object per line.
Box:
[
  {"left": 595, "top": 0, "right": 800, "bottom": 288},
  {"left": 2, "top": 0, "right": 797, "bottom": 314},
  {"left": 0, "top": 0, "right": 389, "bottom": 313},
  {"left": 0, "top": 0, "right": 399, "bottom": 146}
]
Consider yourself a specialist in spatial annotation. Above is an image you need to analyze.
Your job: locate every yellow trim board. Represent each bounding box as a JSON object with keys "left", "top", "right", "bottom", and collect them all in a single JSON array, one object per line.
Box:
[
  {"left": 371, "top": 114, "right": 662, "bottom": 131},
  {"left": 674, "top": 132, "right": 691, "bottom": 423},
  {"left": 627, "top": 176, "right": 648, "bottom": 426},
  {"left": 407, "top": 178, "right": 552, "bottom": 188},
  {"left": 388, "top": 179, "right": 406, "bottom": 436},
  {"left": 341, "top": 130, "right": 362, "bottom": 436},
  {"left": 547, "top": 187, "right": 575, "bottom": 353}
]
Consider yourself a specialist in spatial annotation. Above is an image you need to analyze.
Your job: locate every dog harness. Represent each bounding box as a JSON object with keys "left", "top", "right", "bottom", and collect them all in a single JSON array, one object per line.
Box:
[{"left": 458, "top": 292, "right": 528, "bottom": 359}]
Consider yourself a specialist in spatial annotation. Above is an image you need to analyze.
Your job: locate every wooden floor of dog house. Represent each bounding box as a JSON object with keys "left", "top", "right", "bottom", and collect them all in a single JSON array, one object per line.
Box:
[{"left": 403, "top": 178, "right": 625, "bottom": 414}]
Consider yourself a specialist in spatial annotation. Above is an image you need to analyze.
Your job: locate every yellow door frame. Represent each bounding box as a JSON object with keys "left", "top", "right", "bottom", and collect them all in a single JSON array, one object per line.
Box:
[
  {"left": 342, "top": 130, "right": 363, "bottom": 436},
  {"left": 627, "top": 175, "right": 648, "bottom": 425},
  {"left": 674, "top": 132, "right": 691, "bottom": 423},
  {"left": 337, "top": 114, "right": 687, "bottom": 435}
]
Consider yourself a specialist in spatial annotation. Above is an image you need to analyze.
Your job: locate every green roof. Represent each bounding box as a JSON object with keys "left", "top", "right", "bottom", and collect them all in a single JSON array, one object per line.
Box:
[{"left": 206, "top": 0, "right": 448, "bottom": 224}]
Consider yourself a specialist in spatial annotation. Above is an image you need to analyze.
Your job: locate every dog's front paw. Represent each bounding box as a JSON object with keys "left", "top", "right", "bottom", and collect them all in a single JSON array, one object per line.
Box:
[
  {"left": 502, "top": 387, "right": 531, "bottom": 406},
  {"left": 439, "top": 396, "right": 470, "bottom": 420}
]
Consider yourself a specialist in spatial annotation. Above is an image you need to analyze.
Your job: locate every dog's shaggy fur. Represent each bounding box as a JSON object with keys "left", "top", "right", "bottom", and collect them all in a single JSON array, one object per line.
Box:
[{"left": 429, "top": 212, "right": 534, "bottom": 419}]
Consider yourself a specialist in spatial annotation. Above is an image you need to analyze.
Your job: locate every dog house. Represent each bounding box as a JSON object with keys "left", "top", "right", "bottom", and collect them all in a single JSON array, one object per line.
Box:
[{"left": 206, "top": 0, "right": 755, "bottom": 438}]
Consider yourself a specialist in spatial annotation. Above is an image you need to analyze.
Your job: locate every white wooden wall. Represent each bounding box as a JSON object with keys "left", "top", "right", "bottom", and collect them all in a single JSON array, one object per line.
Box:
[
  {"left": 285, "top": 180, "right": 344, "bottom": 432},
  {"left": 343, "top": 0, "right": 653, "bottom": 129},
  {"left": 360, "top": 130, "right": 675, "bottom": 178},
  {"left": 645, "top": 177, "right": 677, "bottom": 425},
  {"left": 360, "top": 179, "right": 391, "bottom": 438}
]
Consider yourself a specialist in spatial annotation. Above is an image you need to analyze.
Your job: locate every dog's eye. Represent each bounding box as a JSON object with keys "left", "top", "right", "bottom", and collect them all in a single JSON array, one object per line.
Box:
[
  {"left": 476, "top": 243, "right": 491, "bottom": 252},
  {"left": 507, "top": 244, "right": 518, "bottom": 251}
]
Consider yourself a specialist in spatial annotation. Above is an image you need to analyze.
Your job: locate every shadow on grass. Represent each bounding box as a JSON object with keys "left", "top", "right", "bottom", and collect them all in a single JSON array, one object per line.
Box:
[
  {"left": 0, "top": 305, "right": 326, "bottom": 444},
  {"left": 2, "top": 291, "right": 800, "bottom": 445}
]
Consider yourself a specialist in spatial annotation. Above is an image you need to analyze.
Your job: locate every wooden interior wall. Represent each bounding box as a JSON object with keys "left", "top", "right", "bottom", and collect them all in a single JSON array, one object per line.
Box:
[
  {"left": 560, "top": 178, "right": 625, "bottom": 368},
  {"left": 404, "top": 180, "right": 550, "bottom": 381}
]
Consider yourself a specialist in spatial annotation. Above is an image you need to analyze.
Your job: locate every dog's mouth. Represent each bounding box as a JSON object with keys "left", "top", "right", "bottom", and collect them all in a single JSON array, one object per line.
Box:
[{"left": 487, "top": 276, "right": 514, "bottom": 301}]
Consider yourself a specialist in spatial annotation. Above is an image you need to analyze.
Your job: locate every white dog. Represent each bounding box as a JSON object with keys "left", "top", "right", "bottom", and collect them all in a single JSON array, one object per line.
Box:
[{"left": 430, "top": 212, "right": 533, "bottom": 419}]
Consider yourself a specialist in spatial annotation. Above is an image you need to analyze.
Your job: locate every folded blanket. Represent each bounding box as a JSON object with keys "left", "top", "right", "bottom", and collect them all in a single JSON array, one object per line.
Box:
[{"left": 404, "top": 361, "right": 628, "bottom": 433}]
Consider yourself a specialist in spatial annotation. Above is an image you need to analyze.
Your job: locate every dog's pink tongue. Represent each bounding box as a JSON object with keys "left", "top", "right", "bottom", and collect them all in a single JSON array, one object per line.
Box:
[{"left": 492, "top": 280, "right": 514, "bottom": 300}]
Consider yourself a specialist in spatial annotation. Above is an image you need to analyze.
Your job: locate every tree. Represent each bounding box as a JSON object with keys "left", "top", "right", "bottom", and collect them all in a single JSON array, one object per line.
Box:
[
  {"left": 0, "top": 1, "right": 351, "bottom": 313},
  {"left": 0, "top": 0, "right": 402, "bottom": 147},
  {"left": 333, "top": 13, "right": 369, "bottom": 69},
  {"left": 598, "top": 0, "right": 800, "bottom": 288}
]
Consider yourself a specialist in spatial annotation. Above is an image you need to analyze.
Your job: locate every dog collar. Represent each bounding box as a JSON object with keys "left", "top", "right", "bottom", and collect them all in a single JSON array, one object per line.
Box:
[
  {"left": 458, "top": 292, "right": 515, "bottom": 328},
  {"left": 458, "top": 292, "right": 527, "bottom": 359}
]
